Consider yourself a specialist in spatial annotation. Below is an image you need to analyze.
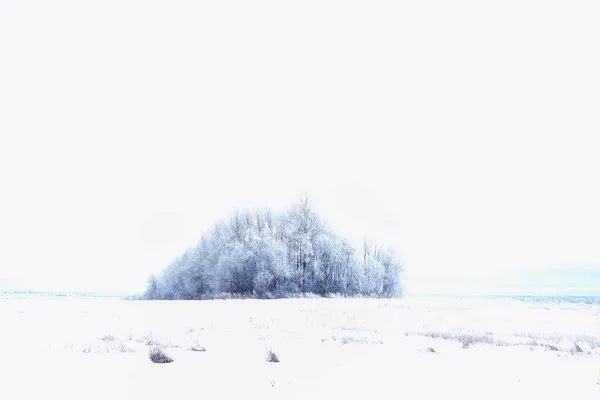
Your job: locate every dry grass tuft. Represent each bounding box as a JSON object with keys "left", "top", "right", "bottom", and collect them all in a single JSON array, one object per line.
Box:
[
  {"left": 149, "top": 346, "right": 173, "bottom": 363},
  {"left": 138, "top": 330, "right": 161, "bottom": 346},
  {"left": 266, "top": 349, "right": 279, "bottom": 363},
  {"left": 188, "top": 343, "right": 206, "bottom": 352},
  {"left": 407, "top": 330, "right": 600, "bottom": 354},
  {"left": 407, "top": 331, "right": 497, "bottom": 348}
]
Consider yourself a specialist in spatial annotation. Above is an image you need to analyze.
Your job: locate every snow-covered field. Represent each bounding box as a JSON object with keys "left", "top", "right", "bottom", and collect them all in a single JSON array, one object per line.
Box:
[{"left": 2, "top": 295, "right": 600, "bottom": 399}]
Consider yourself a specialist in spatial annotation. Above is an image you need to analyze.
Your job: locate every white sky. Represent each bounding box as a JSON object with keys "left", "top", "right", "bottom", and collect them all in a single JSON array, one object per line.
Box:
[{"left": 1, "top": 1, "right": 599, "bottom": 295}]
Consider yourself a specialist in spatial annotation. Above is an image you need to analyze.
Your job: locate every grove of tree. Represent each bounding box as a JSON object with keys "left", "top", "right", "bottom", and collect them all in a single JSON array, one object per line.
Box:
[{"left": 144, "top": 197, "right": 403, "bottom": 300}]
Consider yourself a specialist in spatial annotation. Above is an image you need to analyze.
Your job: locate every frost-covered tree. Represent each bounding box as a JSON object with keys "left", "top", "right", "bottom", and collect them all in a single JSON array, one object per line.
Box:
[{"left": 143, "top": 197, "right": 403, "bottom": 300}]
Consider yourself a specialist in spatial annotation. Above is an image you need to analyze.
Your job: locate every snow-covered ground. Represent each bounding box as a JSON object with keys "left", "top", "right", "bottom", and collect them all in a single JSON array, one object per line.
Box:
[{"left": 2, "top": 295, "right": 600, "bottom": 399}]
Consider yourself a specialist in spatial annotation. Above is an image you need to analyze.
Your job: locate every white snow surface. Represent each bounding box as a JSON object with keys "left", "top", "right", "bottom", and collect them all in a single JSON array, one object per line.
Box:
[{"left": 2, "top": 295, "right": 600, "bottom": 399}]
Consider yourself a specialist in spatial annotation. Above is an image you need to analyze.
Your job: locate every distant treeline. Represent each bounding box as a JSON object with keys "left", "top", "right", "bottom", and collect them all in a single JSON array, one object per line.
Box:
[{"left": 144, "top": 197, "right": 403, "bottom": 300}]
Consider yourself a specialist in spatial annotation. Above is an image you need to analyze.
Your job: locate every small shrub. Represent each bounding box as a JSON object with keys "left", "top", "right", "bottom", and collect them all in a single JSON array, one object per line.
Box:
[
  {"left": 266, "top": 349, "right": 279, "bottom": 363},
  {"left": 100, "top": 334, "right": 117, "bottom": 341},
  {"left": 149, "top": 346, "right": 173, "bottom": 364}
]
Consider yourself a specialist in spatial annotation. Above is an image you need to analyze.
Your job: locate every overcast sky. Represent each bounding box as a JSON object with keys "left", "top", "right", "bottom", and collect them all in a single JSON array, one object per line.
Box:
[{"left": 1, "top": 1, "right": 599, "bottom": 295}]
